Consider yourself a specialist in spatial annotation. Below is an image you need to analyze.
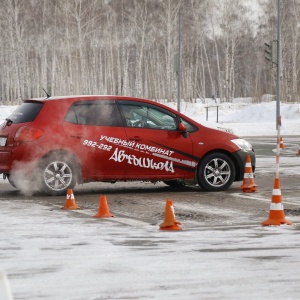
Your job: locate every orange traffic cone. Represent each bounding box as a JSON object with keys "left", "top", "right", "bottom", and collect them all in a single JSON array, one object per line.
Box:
[
  {"left": 262, "top": 177, "right": 292, "bottom": 226},
  {"left": 296, "top": 146, "right": 300, "bottom": 155},
  {"left": 93, "top": 195, "right": 114, "bottom": 218},
  {"left": 240, "top": 154, "right": 257, "bottom": 193},
  {"left": 159, "top": 198, "right": 182, "bottom": 230},
  {"left": 62, "top": 188, "right": 80, "bottom": 210},
  {"left": 279, "top": 137, "right": 285, "bottom": 149}
]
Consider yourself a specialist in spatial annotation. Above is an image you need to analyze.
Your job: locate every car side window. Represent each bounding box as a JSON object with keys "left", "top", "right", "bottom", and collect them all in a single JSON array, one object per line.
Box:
[
  {"left": 119, "top": 103, "right": 177, "bottom": 130},
  {"left": 119, "top": 104, "right": 145, "bottom": 128},
  {"left": 65, "top": 101, "right": 120, "bottom": 126}
]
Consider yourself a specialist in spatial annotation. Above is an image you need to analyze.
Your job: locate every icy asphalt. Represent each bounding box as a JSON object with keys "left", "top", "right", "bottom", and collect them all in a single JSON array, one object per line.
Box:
[
  {"left": 1, "top": 103, "right": 300, "bottom": 299},
  {"left": 1, "top": 192, "right": 300, "bottom": 300}
]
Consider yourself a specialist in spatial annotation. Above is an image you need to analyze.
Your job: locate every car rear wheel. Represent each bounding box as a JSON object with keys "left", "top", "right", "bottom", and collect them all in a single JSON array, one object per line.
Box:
[
  {"left": 39, "top": 155, "right": 77, "bottom": 196},
  {"left": 7, "top": 172, "right": 34, "bottom": 187},
  {"left": 6, "top": 174, "right": 17, "bottom": 189},
  {"left": 197, "top": 152, "right": 235, "bottom": 191}
]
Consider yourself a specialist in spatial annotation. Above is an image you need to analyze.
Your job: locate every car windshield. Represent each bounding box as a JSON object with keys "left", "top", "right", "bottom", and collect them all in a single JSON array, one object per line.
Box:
[{"left": 8, "top": 102, "right": 43, "bottom": 124}]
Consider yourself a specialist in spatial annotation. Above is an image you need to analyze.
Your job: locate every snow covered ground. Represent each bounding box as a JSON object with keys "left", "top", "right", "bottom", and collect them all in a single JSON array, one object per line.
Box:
[
  {"left": 1, "top": 99, "right": 300, "bottom": 300},
  {"left": 164, "top": 99, "right": 300, "bottom": 137},
  {"left": 1, "top": 199, "right": 300, "bottom": 300}
]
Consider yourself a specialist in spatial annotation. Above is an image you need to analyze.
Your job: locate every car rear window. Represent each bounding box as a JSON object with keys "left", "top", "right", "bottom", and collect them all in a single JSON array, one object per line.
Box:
[
  {"left": 64, "top": 101, "right": 120, "bottom": 126},
  {"left": 8, "top": 102, "right": 43, "bottom": 124}
]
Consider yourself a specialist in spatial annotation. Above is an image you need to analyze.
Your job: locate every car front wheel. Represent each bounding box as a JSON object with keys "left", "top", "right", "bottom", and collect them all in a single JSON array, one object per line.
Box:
[
  {"left": 197, "top": 152, "right": 235, "bottom": 191},
  {"left": 39, "top": 155, "right": 77, "bottom": 196}
]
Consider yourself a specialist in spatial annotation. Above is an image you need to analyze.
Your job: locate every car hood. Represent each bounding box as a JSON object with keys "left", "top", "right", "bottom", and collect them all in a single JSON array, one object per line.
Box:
[{"left": 200, "top": 121, "right": 234, "bottom": 134}]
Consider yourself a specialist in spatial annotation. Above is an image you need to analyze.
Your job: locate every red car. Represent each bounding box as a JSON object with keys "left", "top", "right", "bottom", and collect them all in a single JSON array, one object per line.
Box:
[{"left": 0, "top": 95, "right": 255, "bottom": 195}]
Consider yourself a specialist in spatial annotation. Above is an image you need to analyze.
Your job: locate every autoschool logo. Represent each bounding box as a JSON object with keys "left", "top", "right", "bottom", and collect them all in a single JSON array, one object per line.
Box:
[
  {"left": 109, "top": 147, "right": 174, "bottom": 173},
  {"left": 82, "top": 134, "right": 196, "bottom": 173}
]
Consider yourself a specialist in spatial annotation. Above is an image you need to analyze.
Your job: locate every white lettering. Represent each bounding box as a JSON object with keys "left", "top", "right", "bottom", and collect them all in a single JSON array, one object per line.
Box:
[
  {"left": 101, "top": 136, "right": 173, "bottom": 156},
  {"left": 108, "top": 148, "right": 174, "bottom": 173}
]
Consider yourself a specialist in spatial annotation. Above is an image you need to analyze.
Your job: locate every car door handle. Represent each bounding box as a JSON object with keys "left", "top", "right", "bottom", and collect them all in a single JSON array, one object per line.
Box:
[
  {"left": 129, "top": 136, "right": 142, "bottom": 141},
  {"left": 70, "top": 134, "right": 83, "bottom": 139}
]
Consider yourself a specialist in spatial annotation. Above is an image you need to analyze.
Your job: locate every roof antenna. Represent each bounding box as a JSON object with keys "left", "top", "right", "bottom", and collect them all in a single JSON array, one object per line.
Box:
[{"left": 42, "top": 87, "right": 51, "bottom": 99}]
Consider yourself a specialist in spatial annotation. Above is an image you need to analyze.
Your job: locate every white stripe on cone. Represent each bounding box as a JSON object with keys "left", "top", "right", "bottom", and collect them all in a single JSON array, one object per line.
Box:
[
  {"left": 243, "top": 173, "right": 254, "bottom": 179},
  {"left": 270, "top": 203, "right": 284, "bottom": 210},
  {"left": 272, "top": 189, "right": 281, "bottom": 195}
]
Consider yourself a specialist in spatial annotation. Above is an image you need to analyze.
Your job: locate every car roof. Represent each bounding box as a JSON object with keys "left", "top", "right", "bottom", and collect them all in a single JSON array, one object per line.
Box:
[
  {"left": 24, "top": 95, "right": 181, "bottom": 115},
  {"left": 23, "top": 95, "right": 206, "bottom": 129},
  {"left": 26, "top": 95, "right": 153, "bottom": 103}
]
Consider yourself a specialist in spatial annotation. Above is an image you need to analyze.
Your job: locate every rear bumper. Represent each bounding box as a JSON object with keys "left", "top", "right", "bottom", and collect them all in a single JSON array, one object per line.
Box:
[
  {"left": 0, "top": 149, "right": 12, "bottom": 173},
  {"left": 0, "top": 143, "right": 44, "bottom": 175}
]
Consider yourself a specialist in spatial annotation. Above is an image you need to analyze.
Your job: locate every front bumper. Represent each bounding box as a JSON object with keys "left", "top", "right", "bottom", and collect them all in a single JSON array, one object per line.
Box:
[{"left": 232, "top": 149, "right": 256, "bottom": 181}]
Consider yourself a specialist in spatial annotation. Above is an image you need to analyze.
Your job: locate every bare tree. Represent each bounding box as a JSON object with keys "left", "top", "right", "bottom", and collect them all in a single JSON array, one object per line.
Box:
[{"left": 1, "top": 0, "right": 300, "bottom": 105}]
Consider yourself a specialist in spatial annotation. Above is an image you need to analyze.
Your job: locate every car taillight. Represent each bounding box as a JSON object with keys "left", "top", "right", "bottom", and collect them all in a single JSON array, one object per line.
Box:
[{"left": 14, "top": 126, "right": 44, "bottom": 142}]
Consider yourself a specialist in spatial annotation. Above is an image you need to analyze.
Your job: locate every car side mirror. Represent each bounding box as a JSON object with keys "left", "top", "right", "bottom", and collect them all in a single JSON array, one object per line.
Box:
[{"left": 178, "top": 122, "right": 188, "bottom": 138}]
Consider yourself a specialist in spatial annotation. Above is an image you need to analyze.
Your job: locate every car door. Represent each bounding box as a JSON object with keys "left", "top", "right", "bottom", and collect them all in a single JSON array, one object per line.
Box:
[
  {"left": 63, "top": 100, "right": 128, "bottom": 179},
  {"left": 117, "top": 101, "right": 197, "bottom": 179}
]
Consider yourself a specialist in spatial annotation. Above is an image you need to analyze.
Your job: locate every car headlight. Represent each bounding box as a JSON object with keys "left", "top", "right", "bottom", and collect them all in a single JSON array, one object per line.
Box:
[{"left": 231, "top": 138, "right": 253, "bottom": 151}]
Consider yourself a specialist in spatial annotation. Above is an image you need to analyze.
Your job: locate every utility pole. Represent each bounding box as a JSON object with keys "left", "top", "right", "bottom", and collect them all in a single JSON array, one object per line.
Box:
[
  {"left": 264, "top": 1, "right": 280, "bottom": 129},
  {"left": 177, "top": 9, "right": 181, "bottom": 113},
  {"left": 275, "top": 0, "right": 281, "bottom": 180},
  {"left": 276, "top": 0, "right": 281, "bottom": 129}
]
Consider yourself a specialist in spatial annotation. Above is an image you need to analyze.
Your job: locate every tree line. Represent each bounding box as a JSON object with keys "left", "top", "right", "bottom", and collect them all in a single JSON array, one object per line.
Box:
[{"left": 0, "top": 0, "right": 299, "bottom": 105}]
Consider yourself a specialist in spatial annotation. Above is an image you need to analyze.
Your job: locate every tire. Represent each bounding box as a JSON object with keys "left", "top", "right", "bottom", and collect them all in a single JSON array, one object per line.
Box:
[
  {"left": 6, "top": 174, "right": 17, "bottom": 189},
  {"left": 163, "top": 179, "right": 186, "bottom": 187},
  {"left": 6, "top": 172, "right": 42, "bottom": 194},
  {"left": 39, "top": 155, "right": 77, "bottom": 196},
  {"left": 197, "top": 152, "right": 235, "bottom": 191}
]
